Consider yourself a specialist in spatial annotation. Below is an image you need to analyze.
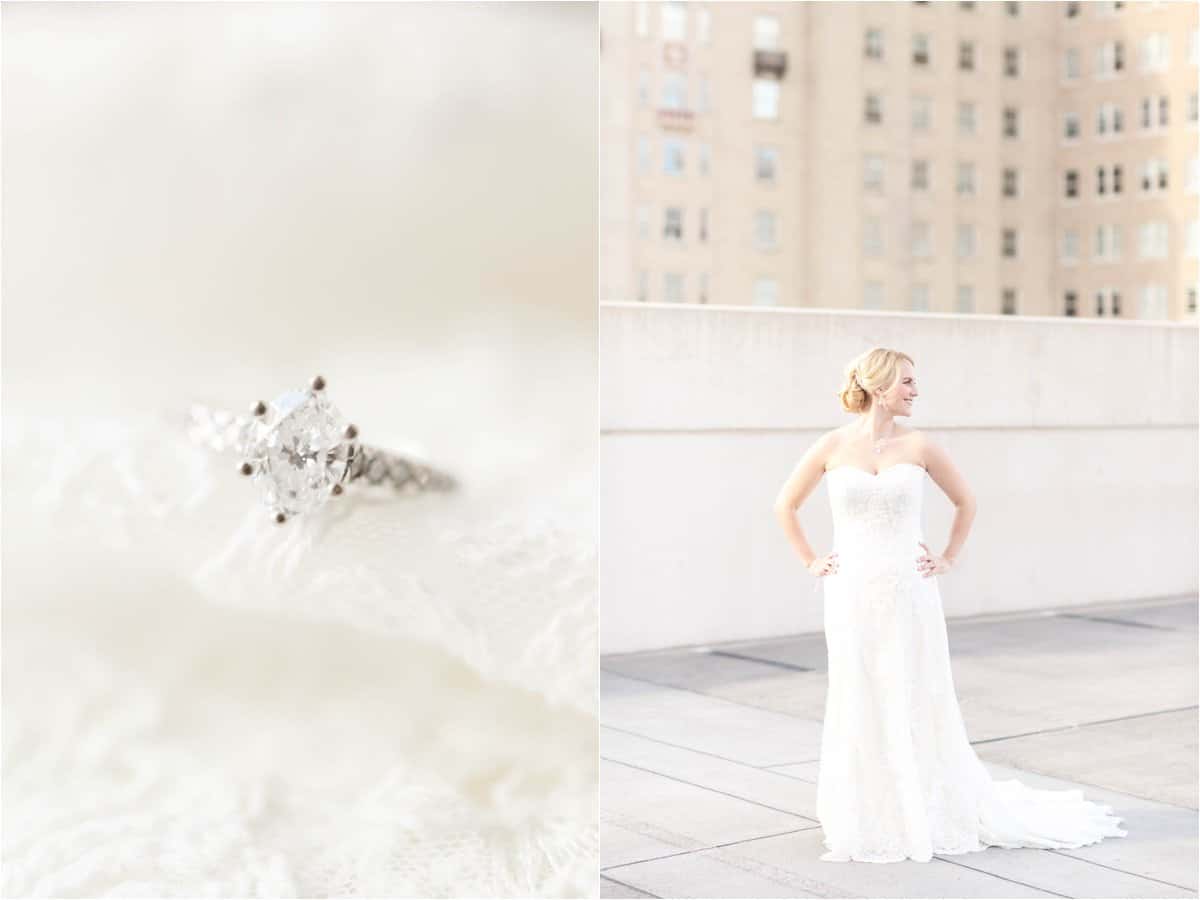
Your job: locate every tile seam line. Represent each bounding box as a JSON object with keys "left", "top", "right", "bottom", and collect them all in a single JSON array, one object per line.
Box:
[
  {"left": 600, "top": 826, "right": 813, "bottom": 874},
  {"left": 601, "top": 723, "right": 818, "bottom": 777},
  {"left": 601, "top": 666, "right": 826, "bottom": 725},
  {"left": 933, "top": 854, "right": 1073, "bottom": 898},
  {"left": 1045, "top": 848, "right": 1199, "bottom": 892},
  {"left": 598, "top": 873, "right": 661, "bottom": 899},
  {"left": 601, "top": 755, "right": 820, "bottom": 822},
  {"left": 604, "top": 667, "right": 1197, "bottom": 739}
]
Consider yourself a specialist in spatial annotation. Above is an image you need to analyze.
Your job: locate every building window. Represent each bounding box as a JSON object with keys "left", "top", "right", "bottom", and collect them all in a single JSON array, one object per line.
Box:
[
  {"left": 661, "top": 73, "right": 687, "bottom": 110},
  {"left": 1064, "top": 290, "right": 1078, "bottom": 317},
  {"left": 637, "top": 136, "right": 652, "bottom": 175},
  {"left": 911, "top": 283, "right": 930, "bottom": 311},
  {"left": 864, "top": 93, "right": 883, "bottom": 124},
  {"left": 1096, "top": 290, "right": 1106, "bottom": 317},
  {"left": 1095, "top": 223, "right": 1122, "bottom": 260},
  {"left": 959, "top": 41, "right": 975, "bottom": 72},
  {"left": 753, "top": 14, "right": 780, "bottom": 50},
  {"left": 634, "top": 2, "right": 649, "bottom": 38},
  {"left": 1189, "top": 92, "right": 1199, "bottom": 123},
  {"left": 752, "top": 79, "right": 780, "bottom": 119},
  {"left": 1112, "top": 290, "right": 1122, "bottom": 317},
  {"left": 958, "top": 101, "right": 976, "bottom": 135},
  {"left": 697, "top": 272, "right": 709, "bottom": 304},
  {"left": 1001, "top": 228, "right": 1018, "bottom": 258},
  {"left": 1187, "top": 286, "right": 1198, "bottom": 316},
  {"left": 1137, "top": 221, "right": 1169, "bottom": 259},
  {"left": 911, "top": 221, "right": 931, "bottom": 258},
  {"left": 956, "top": 285, "right": 975, "bottom": 313},
  {"left": 699, "top": 207, "right": 709, "bottom": 242},
  {"left": 956, "top": 161, "right": 976, "bottom": 196},
  {"left": 663, "top": 272, "right": 685, "bottom": 303},
  {"left": 661, "top": 2, "right": 687, "bottom": 41},
  {"left": 1113, "top": 164, "right": 1123, "bottom": 194},
  {"left": 1004, "top": 46, "right": 1020, "bottom": 77},
  {"left": 1062, "top": 229, "right": 1080, "bottom": 263},
  {"left": 1006, "top": 1, "right": 1020, "bottom": 16},
  {"left": 913, "top": 33, "right": 931, "bottom": 67},
  {"left": 1140, "top": 33, "right": 1170, "bottom": 72},
  {"left": 1065, "top": 169, "right": 1079, "bottom": 199},
  {"left": 756, "top": 146, "right": 778, "bottom": 183},
  {"left": 1159, "top": 95, "right": 1169, "bottom": 127},
  {"left": 1063, "top": 112, "right": 1080, "bottom": 140},
  {"left": 636, "top": 270, "right": 649, "bottom": 302},
  {"left": 754, "top": 210, "right": 778, "bottom": 250},
  {"left": 663, "top": 139, "right": 685, "bottom": 175},
  {"left": 956, "top": 223, "right": 976, "bottom": 259},
  {"left": 1097, "top": 102, "right": 1123, "bottom": 135},
  {"left": 1138, "top": 283, "right": 1168, "bottom": 319},
  {"left": 1063, "top": 48, "right": 1081, "bottom": 81},
  {"left": 1002, "top": 167, "right": 1019, "bottom": 197},
  {"left": 863, "top": 154, "right": 885, "bottom": 193},
  {"left": 1003, "top": 107, "right": 1019, "bottom": 138},
  {"left": 863, "top": 281, "right": 885, "bottom": 310},
  {"left": 912, "top": 159, "right": 930, "bottom": 191},
  {"left": 1097, "top": 41, "right": 1125, "bottom": 76},
  {"left": 912, "top": 95, "right": 932, "bottom": 130},
  {"left": 698, "top": 142, "right": 711, "bottom": 175},
  {"left": 753, "top": 277, "right": 778, "bottom": 307},
  {"left": 1141, "top": 159, "right": 1169, "bottom": 193},
  {"left": 1066, "top": 1, "right": 1080, "bottom": 18},
  {"left": 865, "top": 27, "right": 884, "bottom": 60},
  {"left": 1097, "top": 165, "right": 1107, "bottom": 196},
  {"left": 1140, "top": 96, "right": 1153, "bottom": 129},
  {"left": 863, "top": 217, "right": 885, "bottom": 257},
  {"left": 1002, "top": 288, "right": 1017, "bottom": 315},
  {"left": 663, "top": 207, "right": 684, "bottom": 241}
]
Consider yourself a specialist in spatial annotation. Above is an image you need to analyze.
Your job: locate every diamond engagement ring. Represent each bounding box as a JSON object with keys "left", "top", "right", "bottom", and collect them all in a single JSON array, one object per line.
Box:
[{"left": 187, "top": 375, "right": 454, "bottom": 523}]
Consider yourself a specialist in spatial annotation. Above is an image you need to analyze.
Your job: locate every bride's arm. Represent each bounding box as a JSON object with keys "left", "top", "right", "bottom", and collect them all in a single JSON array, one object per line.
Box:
[
  {"left": 773, "top": 432, "right": 836, "bottom": 567},
  {"left": 920, "top": 435, "right": 977, "bottom": 565}
]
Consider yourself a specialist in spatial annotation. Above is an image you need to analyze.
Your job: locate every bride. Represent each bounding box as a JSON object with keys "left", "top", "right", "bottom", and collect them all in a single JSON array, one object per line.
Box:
[{"left": 773, "top": 347, "right": 1128, "bottom": 864}]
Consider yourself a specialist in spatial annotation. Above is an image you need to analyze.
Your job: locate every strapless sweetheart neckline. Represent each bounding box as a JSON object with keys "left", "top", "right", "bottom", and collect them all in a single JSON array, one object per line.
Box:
[{"left": 825, "top": 462, "right": 926, "bottom": 478}]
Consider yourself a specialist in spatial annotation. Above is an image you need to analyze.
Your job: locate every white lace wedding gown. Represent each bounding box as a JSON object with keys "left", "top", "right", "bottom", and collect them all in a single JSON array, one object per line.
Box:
[{"left": 815, "top": 462, "right": 1129, "bottom": 864}]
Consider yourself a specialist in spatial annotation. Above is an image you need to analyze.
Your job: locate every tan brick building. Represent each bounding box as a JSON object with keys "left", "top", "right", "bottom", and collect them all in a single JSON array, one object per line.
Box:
[{"left": 599, "top": 0, "right": 1199, "bottom": 319}]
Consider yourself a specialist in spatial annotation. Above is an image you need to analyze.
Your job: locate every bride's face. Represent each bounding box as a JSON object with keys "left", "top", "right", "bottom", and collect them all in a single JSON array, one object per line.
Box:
[{"left": 875, "top": 363, "right": 918, "bottom": 417}]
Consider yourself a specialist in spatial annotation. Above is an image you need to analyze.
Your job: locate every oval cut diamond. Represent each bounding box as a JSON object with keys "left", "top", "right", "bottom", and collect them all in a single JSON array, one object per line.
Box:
[{"left": 245, "top": 390, "right": 353, "bottom": 516}]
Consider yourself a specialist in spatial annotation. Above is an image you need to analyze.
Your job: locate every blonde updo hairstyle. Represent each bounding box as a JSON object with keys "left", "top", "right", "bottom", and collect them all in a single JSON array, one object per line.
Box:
[{"left": 838, "top": 347, "right": 915, "bottom": 414}]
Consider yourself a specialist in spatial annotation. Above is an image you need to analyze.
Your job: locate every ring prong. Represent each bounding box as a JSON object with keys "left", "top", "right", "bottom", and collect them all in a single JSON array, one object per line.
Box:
[
  {"left": 311, "top": 375, "right": 326, "bottom": 392},
  {"left": 331, "top": 483, "right": 344, "bottom": 496},
  {"left": 344, "top": 424, "right": 358, "bottom": 440},
  {"left": 274, "top": 511, "right": 287, "bottom": 525},
  {"left": 252, "top": 401, "right": 268, "bottom": 417},
  {"left": 239, "top": 461, "right": 254, "bottom": 477}
]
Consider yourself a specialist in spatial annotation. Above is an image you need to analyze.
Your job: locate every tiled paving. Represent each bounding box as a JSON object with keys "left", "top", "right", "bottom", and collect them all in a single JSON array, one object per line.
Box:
[{"left": 600, "top": 596, "right": 1198, "bottom": 899}]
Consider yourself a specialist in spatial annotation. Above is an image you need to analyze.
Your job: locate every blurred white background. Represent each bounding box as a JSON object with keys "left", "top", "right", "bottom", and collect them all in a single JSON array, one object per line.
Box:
[{"left": 2, "top": 3, "right": 597, "bottom": 896}]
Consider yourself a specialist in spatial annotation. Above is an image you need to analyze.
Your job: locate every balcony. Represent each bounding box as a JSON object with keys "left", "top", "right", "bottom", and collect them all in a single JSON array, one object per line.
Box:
[
  {"left": 753, "top": 49, "right": 787, "bottom": 78},
  {"left": 656, "top": 108, "right": 695, "bottom": 132}
]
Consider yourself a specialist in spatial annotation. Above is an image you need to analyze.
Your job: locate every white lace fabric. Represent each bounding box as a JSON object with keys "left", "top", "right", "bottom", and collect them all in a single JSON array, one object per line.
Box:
[
  {"left": 815, "top": 464, "right": 1128, "bottom": 864},
  {"left": 2, "top": 411, "right": 597, "bottom": 897}
]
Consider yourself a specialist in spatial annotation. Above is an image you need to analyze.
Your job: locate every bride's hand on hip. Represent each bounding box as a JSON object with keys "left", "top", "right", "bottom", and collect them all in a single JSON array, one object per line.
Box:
[
  {"left": 808, "top": 551, "right": 838, "bottom": 578},
  {"left": 916, "top": 541, "right": 952, "bottom": 577}
]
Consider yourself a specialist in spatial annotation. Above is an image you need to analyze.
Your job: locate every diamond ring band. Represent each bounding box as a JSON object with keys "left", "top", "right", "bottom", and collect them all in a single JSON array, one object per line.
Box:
[{"left": 187, "top": 375, "right": 454, "bottom": 524}]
